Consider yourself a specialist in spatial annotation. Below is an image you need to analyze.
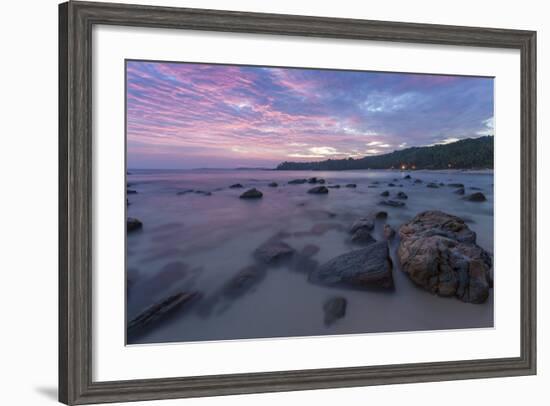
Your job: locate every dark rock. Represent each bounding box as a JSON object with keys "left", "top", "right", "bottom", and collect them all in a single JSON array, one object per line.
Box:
[
  {"left": 380, "top": 190, "right": 390, "bottom": 197},
  {"left": 240, "top": 188, "right": 263, "bottom": 199},
  {"left": 396, "top": 191, "right": 408, "bottom": 199},
  {"left": 447, "top": 183, "right": 464, "bottom": 188},
  {"left": 195, "top": 190, "right": 212, "bottom": 196},
  {"left": 288, "top": 179, "right": 307, "bottom": 184},
  {"left": 327, "top": 185, "right": 341, "bottom": 189},
  {"left": 464, "top": 192, "right": 487, "bottom": 202},
  {"left": 470, "top": 186, "right": 483, "bottom": 191},
  {"left": 126, "top": 198, "right": 130, "bottom": 206},
  {"left": 397, "top": 211, "right": 492, "bottom": 303},
  {"left": 345, "top": 183, "right": 357, "bottom": 188},
  {"left": 128, "top": 292, "right": 201, "bottom": 334},
  {"left": 454, "top": 187, "right": 465, "bottom": 195},
  {"left": 404, "top": 175, "right": 412, "bottom": 179},
  {"left": 127, "top": 217, "right": 143, "bottom": 232},
  {"left": 388, "top": 183, "right": 396, "bottom": 187},
  {"left": 379, "top": 200, "right": 405, "bottom": 208},
  {"left": 414, "top": 179, "right": 423, "bottom": 184},
  {"left": 351, "top": 228, "right": 376, "bottom": 245},
  {"left": 426, "top": 183, "right": 439, "bottom": 188},
  {"left": 439, "top": 182, "right": 445, "bottom": 186},
  {"left": 176, "top": 189, "right": 194, "bottom": 195},
  {"left": 374, "top": 211, "right": 388, "bottom": 219},
  {"left": 268, "top": 182, "right": 278, "bottom": 187},
  {"left": 384, "top": 224, "right": 396, "bottom": 240},
  {"left": 318, "top": 179, "right": 326, "bottom": 184},
  {"left": 254, "top": 240, "right": 295, "bottom": 264},
  {"left": 310, "top": 242, "right": 393, "bottom": 289},
  {"left": 230, "top": 183, "right": 244, "bottom": 188},
  {"left": 127, "top": 189, "right": 138, "bottom": 194},
  {"left": 222, "top": 265, "right": 266, "bottom": 299},
  {"left": 323, "top": 297, "right": 347, "bottom": 326},
  {"left": 308, "top": 177, "right": 318, "bottom": 184},
  {"left": 308, "top": 186, "right": 329, "bottom": 194},
  {"left": 350, "top": 217, "right": 374, "bottom": 234}
]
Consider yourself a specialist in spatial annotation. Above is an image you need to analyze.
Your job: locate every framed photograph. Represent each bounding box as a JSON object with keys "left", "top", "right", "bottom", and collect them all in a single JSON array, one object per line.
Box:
[{"left": 59, "top": 1, "right": 536, "bottom": 404}]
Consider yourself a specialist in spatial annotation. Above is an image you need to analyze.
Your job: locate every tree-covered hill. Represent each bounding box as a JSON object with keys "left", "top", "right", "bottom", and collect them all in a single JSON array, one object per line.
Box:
[{"left": 276, "top": 136, "right": 493, "bottom": 171}]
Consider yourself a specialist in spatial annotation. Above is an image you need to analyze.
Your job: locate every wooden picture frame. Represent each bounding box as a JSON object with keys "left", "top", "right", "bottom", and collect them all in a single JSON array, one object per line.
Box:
[{"left": 59, "top": 1, "right": 536, "bottom": 404}]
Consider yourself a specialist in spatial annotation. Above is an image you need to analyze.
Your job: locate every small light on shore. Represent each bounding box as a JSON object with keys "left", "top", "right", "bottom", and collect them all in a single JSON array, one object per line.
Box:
[
  {"left": 448, "top": 163, "right": 452, "bottom": 168},
  {"left": 412, "top": 164, "right": 416, "bottom": 170},
  {"left": 401, "top": 164, "right": 407, "bottom": 170}
]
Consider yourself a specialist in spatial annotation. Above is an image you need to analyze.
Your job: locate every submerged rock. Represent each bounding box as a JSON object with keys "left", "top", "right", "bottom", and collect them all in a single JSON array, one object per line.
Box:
[
  {"left": 288, "top": 179, "right": 307, "bottom": 184},
  {"left": 404, "top": 174, "right": 412, "bottom": 179},
  {"left": 426, "top": 183, "right": 439, "bottom": 188},
  {"left": 379, "top": 199, "right": 405, "bottom": 208},
  {"left": 310, "top": 241, "right": 394, "bottom": 289},
  {"left": 127, "top": 189, "right": 137, "bottom": 194},
  {"left": 127, "top": 217, "right": 143, "bottom": 232},
  {"left": 268, "top": 182, "right": 278, "bottom": 187},
  {"left": 345, "top": 183, "right": 357, "bottom": 188},
  {"left": 350, "top": 228, "right": 376, "bottom": 245},
  {"left": 380, "top": 190, "right": 390, "bottom": 197},
  {"left": 374, "top": 211, "right": 388, "bottom": 219},
  {"left": 414, "top": 179, "right": 423, "bottom": 184},
  {"left": 397, "top": 211, "right": 492, "bottom": 303},
  {"left": 388, "top": 183, "right": 396, "bottom": 187},
  {"left": 254, "top": 240, "right": 295, "bottom": 264},
  {"left": 464, "top": 192, "right": 487, "bottom": 202},
  {"left": 229, "top": 183, "right": 244, "bottom": 188},
  {"left": 222, "top": 265, "right": 266, "bottom": 299},
  {"left": 323, "top": 297, "right": 347, "bottom": 326},
  {"left": 327, "top": 184, "right": 341, "bottom": 189},
  {"left": 454, "top": 187, "right": 465, "bottom": 195},
  {"left": 396, "top": 191, "right": 408, "bottom": 199},
  {"left": 447, "top": 183, "right": 464, "bottom": 188},
  {"left": 239, "top": 188, "right": 263, "bottom": 199},
  {"left": 128, "top": 292, "right": 201, "bottom": 334},
  {"left": 308, "top": 186, "right": 329, "bottom": 194}
]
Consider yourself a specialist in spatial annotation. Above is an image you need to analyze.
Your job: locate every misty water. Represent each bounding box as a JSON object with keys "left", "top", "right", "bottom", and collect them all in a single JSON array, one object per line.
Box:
[{"left": 126, "top": 169, "right": 493, "bottom": 345}]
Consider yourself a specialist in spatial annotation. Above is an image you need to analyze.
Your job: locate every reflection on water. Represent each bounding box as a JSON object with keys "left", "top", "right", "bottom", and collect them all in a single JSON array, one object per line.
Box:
[{"left": 126, "top": 169, "right": 494, "bottom": 344}]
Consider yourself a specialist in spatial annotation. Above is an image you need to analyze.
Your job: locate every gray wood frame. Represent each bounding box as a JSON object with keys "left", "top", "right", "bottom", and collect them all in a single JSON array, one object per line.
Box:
[{"left": 59, "top": 1, "right": 537, "bottom": 404}]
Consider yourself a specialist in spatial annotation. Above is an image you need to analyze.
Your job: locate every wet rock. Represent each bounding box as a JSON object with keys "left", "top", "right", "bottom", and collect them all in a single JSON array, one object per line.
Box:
[
  {"left": 176, "top": 189, "right": 194, "bottom": 195},
  {"left": 254, "top": 240, "right": 295, "bottom": 264},
  {"left": 288, "top": 179, "right": 307, "bottom": 184},
  {"left": 345, "top": 183, "right": 357, "bottom": 188},
  {"left": 380, "top": 190, "right": 390, "bottom": 197},
  {"left": 439, "top": 182, "right": 445, "bottom": 186},
  {"left": 379, "top": 200, "right": 405, "bottom": 208},
  {"left": 194, "top": 190, "right": 212, "bottom": 196},
  {"left": 127, "top": 189, "right": 138, "bottom": 194},
  {"left": 128, "top": 292, "right": 201, "bottom": 334},
  {"left": 426, "top": 183, "right": 439, "bottom": 188},
  {"left": 388, "top": 183, "right": 396, "bottom": 187},
  {"left": 308, "top": 177, "right": 318, "bottom": 184},
  {"left": 447, "top": 183, "right": 464, "bottom": 188},
  {"left": 384, "top": 224, "right": 396, "bottom": 240},
  {"left": 454, "top": 187, "right": 465, "bottom": 195},
  {"left": 374, "top": 211, "right": 388, "bottom": 219},
  {"left": 350, "top": 218, "right": 374, "bottom": 234},
  {"left": 414, "top": 179, "right": 423, "bottom": 184},
  {"left": 351, "top": 228, "right": 376, "bottom": 245},
  {"left": 464, "top": 192, "right": 487, "bottom": 202},
  {"left": 239, "top": 188, "right": 263, "bottom": 199},
  {"left": 327, "top": 184, "right": 341, "bottom": 189},
  {"left": 230, "top": 183, "right": 244, "bottom": 188},
  {"left": 127, "top": 217, "right": 143, "bottom": 232},
  {"left": 323, "top": 297, "right": 347, "bottom": 326},
  {"left": 308, "top": 186, "right": 329, "bottom": 194},
  {"left": 396, "top": 191, "right": 408, "bottom": 199},
  {"left": 397, "top": 211, "right": 492, "bottom": 303},
  {"left": 310, "top": 241, "right": 393, "bottom": 289},
  {"left": 404, "top": 175, "right": 412, "bottom": 179},
  {"left": 318, "top": 179, "right": 326, "bottom": 184},
  {"left": 268, "top": 182, "right": 278, "bottom": 187}
]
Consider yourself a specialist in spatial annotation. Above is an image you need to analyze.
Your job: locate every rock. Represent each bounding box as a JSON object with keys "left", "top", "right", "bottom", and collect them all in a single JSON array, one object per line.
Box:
[
  {"left": 308, "top": 186, "right": 329, "bottom": 194},
  {"left": 345, "top": 183, "right": 357, "bottom": 188},
  {"left": 323, "top": 297, "right": 347, "bottom": 326},
  {"left": 439, "top": 182, "right": 445, "bottom": 186},
  {"left": 388, "top": 183, "right": 396, "bottom": 187},
  {"left": 239, "top": 188, "right": 263, "bottom": 199},
  {"left": 222, "top": 265, "right": 266, "bottom": 299},
  {"left": 384, "top": 224, "right": 396, "bottom": 240},
  {"left": 268, "top": 182, "right": 278, "bottom": 187},
  {"left": 380, "top": 190, "right": 390, "bottom": 197},
  {"left": 127, "top": 217, "right": 143, "bottom": 232},
  {"left": 318, "top": 179, "right": 326, "bottom": 184},
  {"left": 464, "top": 192, "right": 487, "bottom": 202},
  {"left": 454, "top": 187, "right": 465, "bottom": 195},
  {"left": 396, "top": 191, "right": 408, "bottom": 199},
  {"left": 230, "top": 183, "right": 244, "bottom": 188},
  {"left": 308, "top": 177, "right": 318, "bottom": 184},
  {"left": 374, "top": 211, "right": 388, "bottom": 219},
  {"left": 327, "top": 185, "right": 341, "bottom": 189},
  {"left": 426, "top": 183, "right": 439, "bottom": 188},
  {"left": 397, "top": 211, "right": 492, "bottom": 303},
  {"left": 470, "top": 186, "right": 483, "bottom": 191},
  {"left": 126, "top": 198, "right": 130, "bottom": 206},
  {"left": 195, "top": 190, "right": 212, "bottom": 196},
  {"left": 351, "top": 228, "right": 376, "bottom": 245},
  {"left": 414, "top": 179, "right": 423, "bottom": 184},
  {"left": 254, "top": 240, "right": 295, "bottom": 264},
  {"left": 310, "top": 242, "right": 393, "bottom": 289},
  {"left": 350, "top": 218, "right": 374, "bottom": 234},
  {"left": 127, "top": 189, "right": 137, "bottom": 194},
  {"left": 404, "top": 175, "right": 412, "bottom": 179},
  {"left": 176, "top": 189, "right": 194, "bottom": 195},
  {"left": 379, "top": 200, "right": 405, "bottom": 208},
  {"left": 128, "top": 292, "right": 201, "bottom": 334},
  {"left": 288, "top": 179, "right": 307, "bottom": 184},
  {"left": 447, "top": 183, "right": 464, "bottom": 188}
]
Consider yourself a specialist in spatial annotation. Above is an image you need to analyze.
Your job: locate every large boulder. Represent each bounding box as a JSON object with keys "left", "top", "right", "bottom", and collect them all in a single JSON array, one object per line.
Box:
[
  {"left": 397, "top": 211, "right": 492, "bottom": 303},
  {"left": 310, "top": 241, "right": 393, "bottom": 289}
]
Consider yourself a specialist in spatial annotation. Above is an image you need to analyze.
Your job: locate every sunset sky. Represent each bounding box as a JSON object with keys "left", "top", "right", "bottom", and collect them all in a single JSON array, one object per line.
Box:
[{"left": 126, "top": 61, "right": 494, "bottom": 169}]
